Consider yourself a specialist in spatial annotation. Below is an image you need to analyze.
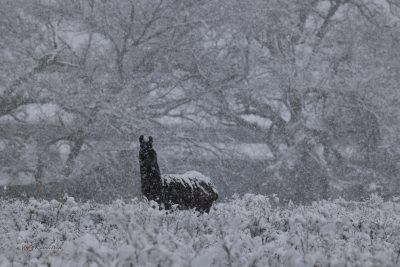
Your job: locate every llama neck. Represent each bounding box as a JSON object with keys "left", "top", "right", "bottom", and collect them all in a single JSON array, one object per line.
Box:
[{"left": 139, "top": 148, "right": 162, "bottom": 186}]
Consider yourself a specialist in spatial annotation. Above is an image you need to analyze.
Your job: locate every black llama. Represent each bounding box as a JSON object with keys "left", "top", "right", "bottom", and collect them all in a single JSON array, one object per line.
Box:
[{"left": 139, "top": 135, "right": 218, "bottom": 212}]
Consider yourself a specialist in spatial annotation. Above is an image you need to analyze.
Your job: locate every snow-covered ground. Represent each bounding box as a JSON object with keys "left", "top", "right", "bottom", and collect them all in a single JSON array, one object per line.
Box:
[{"left": 1, "top": 194, "right": 399, "bottom": 267}]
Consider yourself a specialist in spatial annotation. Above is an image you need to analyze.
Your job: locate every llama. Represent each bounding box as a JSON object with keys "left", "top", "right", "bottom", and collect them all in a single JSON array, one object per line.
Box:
[{"left": 139, "top": 135, "right": 218, "bottom": 212}]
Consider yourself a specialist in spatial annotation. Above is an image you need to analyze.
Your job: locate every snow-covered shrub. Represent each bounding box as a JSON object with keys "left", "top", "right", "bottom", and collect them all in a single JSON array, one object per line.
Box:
[{"left": 1, "top": 194, "right": 400, "bottom": 266}]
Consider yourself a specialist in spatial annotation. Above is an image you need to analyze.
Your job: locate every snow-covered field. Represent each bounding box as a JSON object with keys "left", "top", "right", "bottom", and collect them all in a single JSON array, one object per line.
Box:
[{"left": 1, "top": 195, "right": 400, "bottom": 267}]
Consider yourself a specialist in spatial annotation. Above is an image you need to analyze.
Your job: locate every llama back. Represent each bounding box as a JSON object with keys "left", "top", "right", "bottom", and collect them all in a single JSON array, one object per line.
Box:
[
  {"left": 161, "top": 171, "right": 218, "bottom": 210},
  {"left": 162, "top": 171, "right": 218, "bottom": 195}
]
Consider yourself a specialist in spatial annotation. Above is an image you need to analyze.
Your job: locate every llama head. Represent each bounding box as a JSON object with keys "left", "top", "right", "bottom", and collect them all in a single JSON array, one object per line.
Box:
[
  {"left": 139, "top": 135, "right": 153, "bottom": 148},
  {"left": 139, "top": 135, "right": 155, "bottom": 158}
]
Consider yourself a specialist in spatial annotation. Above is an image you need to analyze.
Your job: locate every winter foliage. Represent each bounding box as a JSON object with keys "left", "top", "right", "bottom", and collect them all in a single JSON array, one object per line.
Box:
[
  {"left": 1, "top": 0, "right": 400, "bottom": 203},
  {"left": 1, "top": 0, "right": 400, "bottom": 264},
  {"left": 0, "top": 195, "right": 399, "bottom": 266}
]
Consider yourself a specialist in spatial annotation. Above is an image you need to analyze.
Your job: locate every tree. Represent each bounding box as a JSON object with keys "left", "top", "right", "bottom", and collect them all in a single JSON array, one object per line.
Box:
[{"left": 1, "top": 0, "right": 399, "bottom": 202}]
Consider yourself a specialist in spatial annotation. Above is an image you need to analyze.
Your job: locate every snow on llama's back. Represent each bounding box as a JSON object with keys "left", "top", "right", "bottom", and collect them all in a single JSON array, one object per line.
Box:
[{"left": 138, "top": 135, "right": 218, "bottom": 212}]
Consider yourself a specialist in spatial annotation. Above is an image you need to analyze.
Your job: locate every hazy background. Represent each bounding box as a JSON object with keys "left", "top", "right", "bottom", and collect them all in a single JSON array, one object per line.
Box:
[{"left": 1, "top": 0, "right": 399, "bottom": 203}]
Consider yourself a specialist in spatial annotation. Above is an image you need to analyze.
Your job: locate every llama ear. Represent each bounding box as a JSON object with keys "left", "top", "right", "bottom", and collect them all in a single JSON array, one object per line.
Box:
[
  {"left": 139, "top": 135, "right": 144, "bottom": 143},
  {"left": 149, "top": 136, "right": 153, "bottom": 143}
]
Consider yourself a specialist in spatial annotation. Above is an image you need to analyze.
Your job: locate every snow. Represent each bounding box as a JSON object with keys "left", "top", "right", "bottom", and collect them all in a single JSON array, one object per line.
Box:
[
  {"left": 142, "top": 135, "right": 151, "bottom": 142},
  {"left": 0, "top": 194, "right": 399, "bottom": 266},
  {"left": 239, "top": 114, "right": 272, "bottom": 128},
  {"left": 162, "top": 171, "right": 217, "bottom": 193},
  {"left": 139, "top": 141, "right": 274, "bottom": 160},
  {"left": 0, "top": 103, "right": 74, "bottom": 124}
]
